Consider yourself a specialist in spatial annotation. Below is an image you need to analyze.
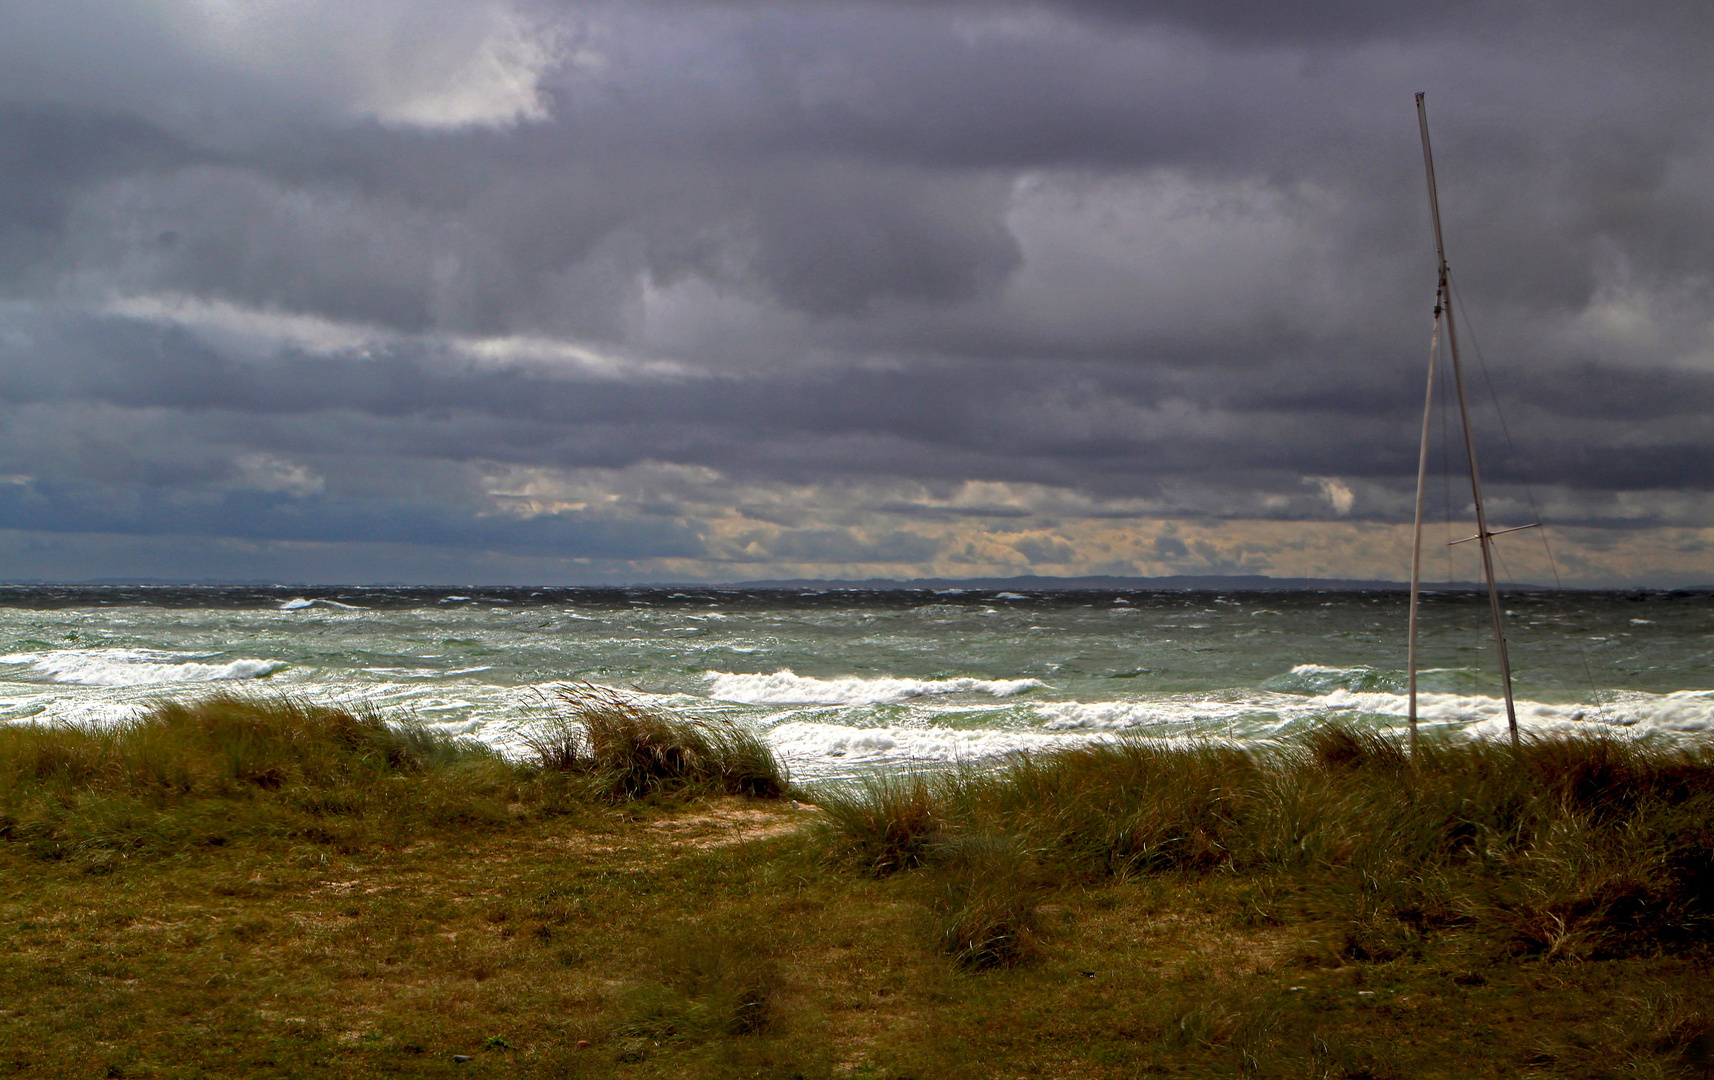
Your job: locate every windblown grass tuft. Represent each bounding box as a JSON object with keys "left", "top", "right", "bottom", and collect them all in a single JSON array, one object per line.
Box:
[
  {"left": 518, "top": 683, "right": 787, "bottom": 801},
  {"left": 921, "top": 833, "right": 1043, "bottom": 969},
  {"left": 813, "top": 770, "right": 944, "bottom": 875},
  {"left": 1304, "top": 722, "right": 1408, "bottom": 773}
]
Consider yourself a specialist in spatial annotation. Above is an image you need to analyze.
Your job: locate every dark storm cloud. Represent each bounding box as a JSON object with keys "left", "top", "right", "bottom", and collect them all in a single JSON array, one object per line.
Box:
[
  {"left": 1051, "top": 0, "right": 1712, "bottom": 43},
  {"left": 0, "top": 105, "right": 194, "bottom": 237},
  {"left": 0, "top": 481, "right": 700, "bottom": 558},
  {"left": 0, "top": 0, "right": 1710, "bottom": 581},
  {"left": 8, "top": 305, "right": 1705, "bottom": 511}
]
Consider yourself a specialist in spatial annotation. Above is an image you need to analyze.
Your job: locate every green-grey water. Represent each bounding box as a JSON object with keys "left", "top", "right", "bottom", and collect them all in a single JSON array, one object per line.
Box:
[{"left": 0, "top": 587, "right": 1709, "bottom": 777}]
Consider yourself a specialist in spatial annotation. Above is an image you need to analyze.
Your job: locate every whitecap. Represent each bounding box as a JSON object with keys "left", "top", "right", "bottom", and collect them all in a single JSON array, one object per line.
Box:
[
  {"left": 279, "top": 597, "right": 364, "bottom": 611},
  {"left": 1617, "top": 690, "right": 1714, "bottom": 732},
  {"left": 1303, "top": 687, "right": 1714, "bottom": 736},
  {"left": 1, "top": 648, "right": 286, "bottom": 687},
  {"left": 1038, "top": 694, "right": 1307, "bottom": 731},
  {"left": 1033, "top": 683, "right": 1699, "bottom": 738},
  {"left": 704, "top": 669, "right": 1047, "bottom": 705},
  {"left": 767, "top": 720, "right": 1083, "bottom": 771}
]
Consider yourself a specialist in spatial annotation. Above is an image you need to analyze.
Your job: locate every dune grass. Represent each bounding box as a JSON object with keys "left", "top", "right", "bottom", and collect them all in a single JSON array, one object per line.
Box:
[
  {"left": 815, "top": 726, "right": 1714, "bottom": 961},
  {"left": 0, "top": 694, "right": 526, "bottom": 860},
  {"left": 516, "top": 683, "right": 787, "bottom": 801},
  {"left": 3, "top": 703, "right": 1711, "bottom": 1078},
  {"left": 0, "top": 694, "right": 490, "bottom": 797},
  {"left": 0, "top": 688, "right": 788, "bottom": 862}
]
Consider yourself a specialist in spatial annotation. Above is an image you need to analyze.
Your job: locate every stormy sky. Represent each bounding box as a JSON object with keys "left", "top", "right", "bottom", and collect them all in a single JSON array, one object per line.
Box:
[{"left": 0, "top": 0, "right": 1710, "bottom": 586}]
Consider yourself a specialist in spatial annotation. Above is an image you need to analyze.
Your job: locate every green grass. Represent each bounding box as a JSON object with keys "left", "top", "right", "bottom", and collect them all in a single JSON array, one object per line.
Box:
[
  {"left": 0, "top": 689, "right": 789, "bottom": 861},
  {"left": 518, "top": 683, "right": 787, "bottom": 800},
  {"left": 815, "top": 726, "right": 1714, "bottom": 960},
  {"left": 2, "top": 704, "right": 1711, "bottom": 1078},
  {"left": 0, "top": 694, "right": 523, "bottom": 859}
]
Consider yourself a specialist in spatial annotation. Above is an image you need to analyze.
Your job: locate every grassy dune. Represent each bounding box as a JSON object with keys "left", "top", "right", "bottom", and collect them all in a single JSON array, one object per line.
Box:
[
  {"left": 818, "top": 727, "right": 1714, "bottom": 964},
  {"left": 0, "top": 687, "right": 783, "bottom": 862},
  {"left": 1, "top": 695, "right": 1711, "bottom": 1078}
]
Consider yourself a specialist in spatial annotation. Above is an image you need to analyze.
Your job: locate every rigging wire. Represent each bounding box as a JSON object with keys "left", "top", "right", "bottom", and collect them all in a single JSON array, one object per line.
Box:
[
  {"left": 1447, "top": 279, "right": 1542, "bottom": 523},
  {"left": 1439, "top": 348, "right": 1458, "bottom": 584},
  {"left": 1432, "top": 310, "right": 1476, "bottom": 712},
  {"left": 1438, "top": 328, "right": 1457, "bottom": 591},
  {"left": 1445, "top": 276, "right": 1611, "bottom": 719}
]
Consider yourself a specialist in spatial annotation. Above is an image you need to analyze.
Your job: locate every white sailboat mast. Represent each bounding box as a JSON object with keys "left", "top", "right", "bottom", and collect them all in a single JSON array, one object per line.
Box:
[{"left": 1413, "top": 93, "right": 1521, "bottom": 748}]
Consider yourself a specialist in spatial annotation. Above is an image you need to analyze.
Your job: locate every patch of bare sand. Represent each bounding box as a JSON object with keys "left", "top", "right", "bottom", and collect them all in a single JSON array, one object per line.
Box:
[{"left": 644, "top": 797, "right": 813, "bottom": 849}]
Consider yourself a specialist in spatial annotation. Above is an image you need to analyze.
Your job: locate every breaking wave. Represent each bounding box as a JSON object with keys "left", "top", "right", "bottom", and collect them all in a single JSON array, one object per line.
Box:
[
  {"left": 767, "top": 719, "right": 1082, "bottom": 770},
  {"left": 1038, "top": 683, "right": 1714, "bottom": 737},
  {"left": 0, "top": 649, "right": 287, "bottom": 687},
  {"left": 279, "top": 597, "right": 364, "bottom": 611},
  {"left": 703, "top": 669, "right": 1047, "bottom": 705}
]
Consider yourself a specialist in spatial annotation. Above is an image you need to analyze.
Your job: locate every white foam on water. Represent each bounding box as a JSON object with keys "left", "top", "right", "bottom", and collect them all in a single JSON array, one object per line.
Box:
[
  {"left": 703, "top": 669, "right": 1047, "bottom": 705},
  {"left": 766, "top": 719, "right": 1084, "bottom": 769},
  {"left": 1038, "top": 694, "right": 1309, "bottom": 731},
  {"left": 279, "top": 597, "right": 364, "bottom": 610},
  {"left": 1626, "top": 690, "right": 1714, "bottom": 731},
  {"left": 1291, "top": 663, "right": 1353, "bottom": 677},
  {"left": 1035, "top": 682, "right": 1714, "bottom": 740},
  {"left": 0, "top": 648, "right": 286, "bottom": 687},
  {"left": 1298, "top": 687, "right": 1714, "bottom": 736},
  {"left": 0, "top": 699, "right": 148, "bottom": 728}
]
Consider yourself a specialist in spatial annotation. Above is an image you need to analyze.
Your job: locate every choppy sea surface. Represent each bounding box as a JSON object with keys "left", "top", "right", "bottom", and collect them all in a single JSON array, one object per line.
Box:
[{"left": 0, "top": 586, "right": 1709, "bottom": 779}]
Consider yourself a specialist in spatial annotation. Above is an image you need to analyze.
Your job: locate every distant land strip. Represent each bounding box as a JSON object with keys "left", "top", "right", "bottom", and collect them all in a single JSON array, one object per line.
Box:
[
  {"left": 3, "top": 575, "right": 1710, "bottom": 593},
  {"left": 720, "top": 574, "right": 1529, "bottom": 592}
]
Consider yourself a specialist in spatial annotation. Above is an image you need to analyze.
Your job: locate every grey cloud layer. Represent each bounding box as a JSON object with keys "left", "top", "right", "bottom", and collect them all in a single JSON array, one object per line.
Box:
[{"left": 0, "top": 0, "right": 1710, "bottom": 582}]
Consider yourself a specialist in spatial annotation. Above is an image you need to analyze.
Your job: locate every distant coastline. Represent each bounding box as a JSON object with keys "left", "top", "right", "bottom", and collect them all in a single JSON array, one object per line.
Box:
[
  {"left": 724, "top": 573, "right": 1441, "bottom": 592},
  {"left": 0, "top": 574, "right": 1483, "bottom": 591},
  {"left": 725, "top": 575, "right": 1714, "bottom": 593},
  {"left": 1, "top": 574, "right": 1710, "bottom": 592}
]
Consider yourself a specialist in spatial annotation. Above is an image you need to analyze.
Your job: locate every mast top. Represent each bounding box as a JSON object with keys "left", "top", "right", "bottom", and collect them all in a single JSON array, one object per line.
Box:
[{"left": 1415, "top": 93, "right": 1450, "bottom": 281}]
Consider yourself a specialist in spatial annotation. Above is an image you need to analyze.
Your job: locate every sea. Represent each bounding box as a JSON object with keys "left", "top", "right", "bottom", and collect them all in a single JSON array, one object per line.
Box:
[{"left": 0, "top": 586, "right": 1709, "bottom": 780}]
